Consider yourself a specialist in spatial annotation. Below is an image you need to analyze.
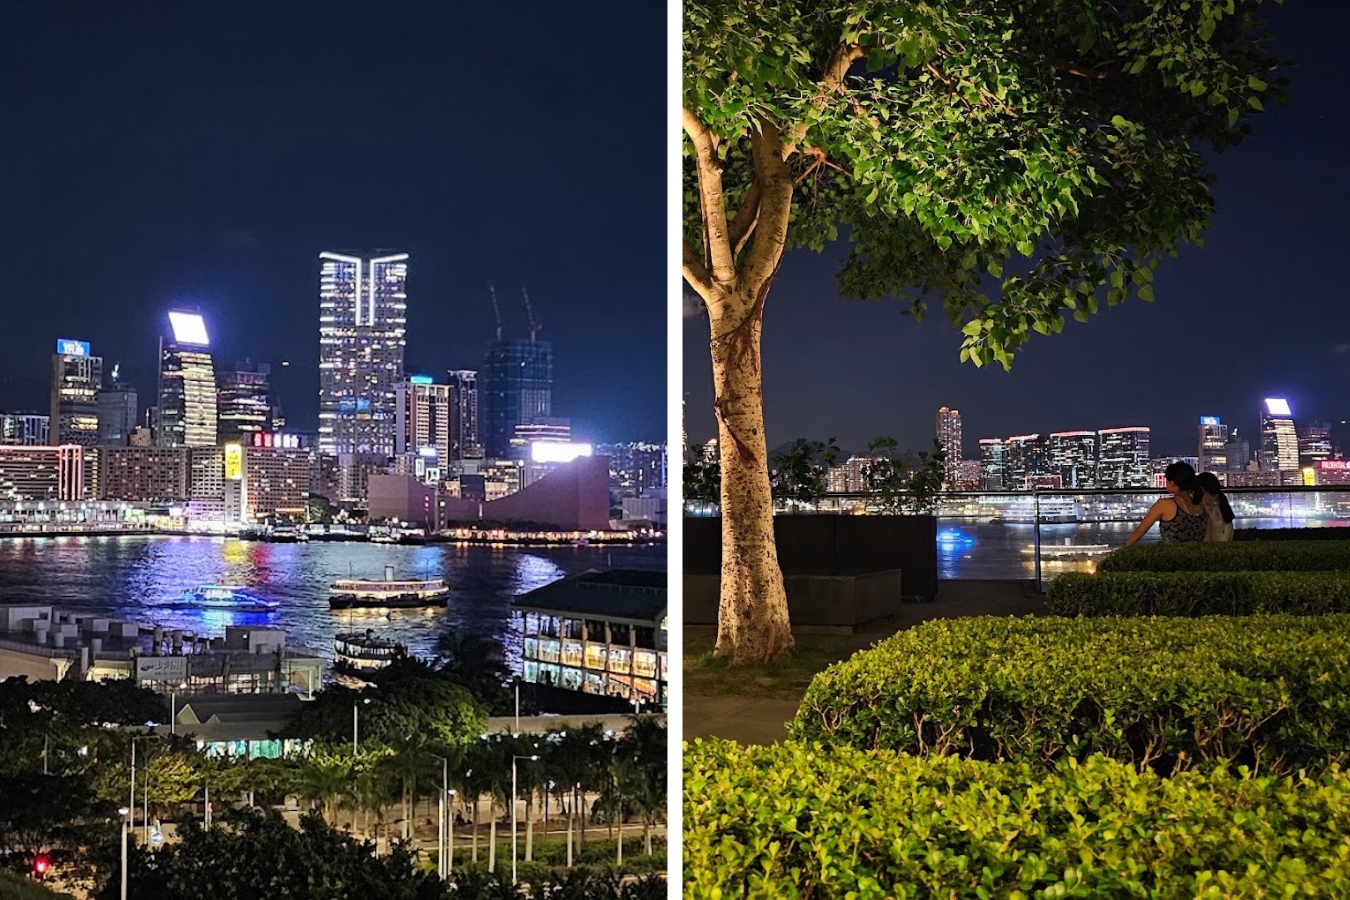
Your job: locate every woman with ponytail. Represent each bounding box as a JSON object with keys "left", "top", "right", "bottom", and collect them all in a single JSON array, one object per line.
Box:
[
  {"left": 1125, "top": 461, "right": 1208, "bottom": 545},
  {"left": 1197, "top": 471, "right": 1236, "bottom": 542}
]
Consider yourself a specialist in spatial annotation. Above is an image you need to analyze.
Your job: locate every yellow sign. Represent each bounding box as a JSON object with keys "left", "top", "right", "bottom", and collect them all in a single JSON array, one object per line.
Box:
[
  {"left": 1302, "top": 467, "right": 1316, "bottom": 487},
  {"left": 225, "top": 444, "right": 242, "bottom": 480}
]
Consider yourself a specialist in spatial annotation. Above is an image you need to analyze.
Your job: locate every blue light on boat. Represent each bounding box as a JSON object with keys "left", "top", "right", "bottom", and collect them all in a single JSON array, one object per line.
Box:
[{"left": 936, "top": 527, "right": 975, "bottom": 548}]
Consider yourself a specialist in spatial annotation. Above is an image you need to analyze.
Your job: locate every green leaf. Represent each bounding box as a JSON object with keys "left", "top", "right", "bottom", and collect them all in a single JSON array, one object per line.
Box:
[
  {"left": 1248, "top": 96, "right": 1264, "bottom": 111},
  {"left": 1248, "top": 76, "right": 1268, "bottom": 91},
  {"left": 1138, "top": 284, "right": 1155, "bottom": 302}
]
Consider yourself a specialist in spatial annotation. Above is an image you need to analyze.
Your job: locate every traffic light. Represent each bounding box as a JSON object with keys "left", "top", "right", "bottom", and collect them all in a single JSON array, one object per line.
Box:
[{"left": 32, "top": 853, "right": 51, "bottom": 880}]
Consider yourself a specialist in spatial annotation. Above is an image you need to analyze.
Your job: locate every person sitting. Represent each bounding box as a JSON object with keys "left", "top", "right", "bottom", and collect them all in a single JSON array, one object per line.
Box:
[
  {"left": 1125, "top": 461, "right": 1208, "bottom": 545},
  {"left": 1196, "top": 471, "right": 1235, "bottom": 542}
]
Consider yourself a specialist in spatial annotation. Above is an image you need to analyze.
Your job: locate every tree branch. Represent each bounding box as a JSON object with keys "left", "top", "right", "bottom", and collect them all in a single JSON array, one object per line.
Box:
[
  {"left": 743, "top": 121, "right": 794, "bottom": 292},
  {"left": 783, "top": 43, "right": 865, "bottom": 158},
  {"left": 682, "top": 241, "right": 713, "bottom": 298},
  {"left": 683, "top": 106, "right": 737, "bottom": 285},
  {"left": 727, "top": 183, "right": 761, "bottom": 259}
]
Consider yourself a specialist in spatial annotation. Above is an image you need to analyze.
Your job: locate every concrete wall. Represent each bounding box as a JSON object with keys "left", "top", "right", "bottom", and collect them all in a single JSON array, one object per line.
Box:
[{"left": 482, "top": 455, "right": 611, "bottom": 531}]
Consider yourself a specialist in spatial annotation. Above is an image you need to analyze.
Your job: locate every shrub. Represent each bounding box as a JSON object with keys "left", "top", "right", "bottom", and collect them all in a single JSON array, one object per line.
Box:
[
  {"left": 1047, "top": 570, "right": 1350, "bottom": 617},
  {"left": 789, "top": 615, "right": 1350, "bottom": 775},
  {"left": 684, "top": 739, "right": 1350, "bottom": 899},
  {"left": 1098, "top": 540, "right": 1350, "bottom": 572},
  {"left": 1235, "top": 527, "right": 1350, "bottom": 541}
]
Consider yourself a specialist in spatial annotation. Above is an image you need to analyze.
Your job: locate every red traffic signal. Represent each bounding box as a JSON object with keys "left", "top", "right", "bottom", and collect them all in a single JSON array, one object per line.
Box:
[{"left": 32, "top": 853, "right": 51, "bottom": 878}]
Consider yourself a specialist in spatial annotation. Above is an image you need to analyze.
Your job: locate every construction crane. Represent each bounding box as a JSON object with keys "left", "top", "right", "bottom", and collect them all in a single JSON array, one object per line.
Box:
[
  {"left": 521, "top": 286, "right": 540, "bottom": 343},
  {"left": 488, "top": 282, "right": 504, "bottom": 341}
]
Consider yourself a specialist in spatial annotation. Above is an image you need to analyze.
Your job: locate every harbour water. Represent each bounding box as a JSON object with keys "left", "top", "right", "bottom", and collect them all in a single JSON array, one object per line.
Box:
[{"left": 0, "top": 535, "right": 664, "bottom": 665}]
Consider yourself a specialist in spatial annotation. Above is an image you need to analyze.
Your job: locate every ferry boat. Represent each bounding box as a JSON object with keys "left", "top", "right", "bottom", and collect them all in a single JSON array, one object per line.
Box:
[
  {"left": 182, "top": 585, "right": 280, "bottom": 613},
  {"left": 329, "top": 566, "right": 449, "bottom": 610},
  {"left": 333, "top": 629, "right": 407, "bottom": 678},
  {"left": 1021, "top": 540, "right": 1113, "bottom": 560}
]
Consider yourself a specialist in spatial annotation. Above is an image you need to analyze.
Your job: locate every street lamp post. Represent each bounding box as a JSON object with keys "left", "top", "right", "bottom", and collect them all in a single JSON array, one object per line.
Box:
[
  {"left": 447, "top": 789, "right": 457, "bottom": 874},
  {"left": 511, "top": 754, "right": 539, "bottom": 886},
  {"left": 352, "top": 697, "right": 371, "bottom": 754},
  {"left": 513, "top": 676, "right": 521, "bottom": 735},
  {"left": 118, "top": 807, "right": 130, "bottom": 900},
  {"left": 430, "top": 754, "right": 450, "bottom": 881},
  {"left": 170, "top": 681, "right": 188, "bottom": 735}
]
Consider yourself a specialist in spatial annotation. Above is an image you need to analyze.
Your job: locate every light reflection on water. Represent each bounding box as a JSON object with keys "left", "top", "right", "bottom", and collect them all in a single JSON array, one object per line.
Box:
[{"left": 0, "top": 535, "right": 664, "bottom": 665}]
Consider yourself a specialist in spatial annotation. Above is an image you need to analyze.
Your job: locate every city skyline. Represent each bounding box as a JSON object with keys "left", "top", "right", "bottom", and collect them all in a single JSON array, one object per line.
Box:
[
  {"left": 1, "top": 2, "right": 665, "bottom": 445},
  {"left": 681, "top": 4, "right": 1350, "bottom": 459}
]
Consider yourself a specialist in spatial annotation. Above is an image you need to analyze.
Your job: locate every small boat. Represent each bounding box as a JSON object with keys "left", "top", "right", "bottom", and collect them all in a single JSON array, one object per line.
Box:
[
  {"left": 333, "top": 629, "right": 407, "bottom": 678},
  {"left": 1021, "top": 541, "right": 1112, "bottom": 559},
  {"left": 329, "top": 565, "right": 449, "bottom": 610},
  {"left": 182, "top": 584, "right": 279, "bottom": 613}
]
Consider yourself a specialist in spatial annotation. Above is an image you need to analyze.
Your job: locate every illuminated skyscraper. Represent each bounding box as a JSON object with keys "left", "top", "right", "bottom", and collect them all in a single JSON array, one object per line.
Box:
[
  {"left": 480, "top": 338, "right": 553, "bottom": 459},
  {"left": 978, "top": 438, "right": 1007, "bottom": 490},
  {"left": 1197, "top": 416, "right": 1229, "bottom": 473},
  {"left": 217, "top": 360, "right": 274, "bottom": 445},
  {"left": 935, "top": 407, "right": 962, "bottom": 486},
  {"left": 396, "top": 376, "right": 452, "bottom": 469},
  {"left": 1298, "top": 421, "right": 1334, "bottom": 467},
  {"left": 50, "top": 338, "right": 102, "bottom": 446},
  {"left": 1259, "top": 398, "right": 1299, "bottom": 474},
  {"left": 317, "top": 251, "right": 408, "bottom": 457},
  {"left": 446, "top": 369, "right": 482, "bottom": 460},
  {"left": 0, "top": 414, "right": 49, "bottom": 446},
  {"left": 156, "top": 313, "right": 218, "bottom": 448},
  {"left": 1004, "top": 434, "right": 1048, "bottom": 490},
  {"left": 1047, "top": 431, "right": 1098, "bottom": 488},
  {"left": 96, "top": 364, "right": 137, "bottom": 446},
  {"left": 1097, "top": 426, "right": 1151, "bottom": 488}
]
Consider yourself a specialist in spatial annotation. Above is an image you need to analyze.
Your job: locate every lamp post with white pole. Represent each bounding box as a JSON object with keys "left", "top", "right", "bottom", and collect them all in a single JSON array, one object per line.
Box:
[
  {"left": 118, "top": 807, "right": 130, "bottom": 900},
  {"left": 430, "top": 754, "right": 450, "bottom": 881},
  {"left": 511, "top": 754, "right": 538, "bottom": 886},
  {"left": 352, "top": 696, "right": 371, "bottom": 754}
]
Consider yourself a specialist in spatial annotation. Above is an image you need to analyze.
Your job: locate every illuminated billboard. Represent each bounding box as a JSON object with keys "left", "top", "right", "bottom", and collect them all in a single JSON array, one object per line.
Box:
[
  {"left": 167, "top": 311, "right": 210, "bottom": 346},
  {"left": 55, "top": 339, "right": 90, "bottom": 357},
  {"left": 224, "top": 444, "right": 242, "bottom": 480},
  {"left": 530, "top": 442, "right": 593, "bottom": 464},
  {"left": 251, "top": 432, "right": 302, "bottom": 449},
  {"left": 409, "top": 375, "right": 434, "bottom": 385},
  {"left": 1264, "top": 398, "right": 1292, "bottom": 417},
  {"left": 1199, "top": 416, "right": 1220, "bottom": 426}
]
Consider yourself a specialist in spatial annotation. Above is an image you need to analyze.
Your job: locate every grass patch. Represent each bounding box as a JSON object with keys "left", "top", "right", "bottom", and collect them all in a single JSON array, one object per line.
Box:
[{"left": 683, "top": 629, "right": 860, "bottom": 700}]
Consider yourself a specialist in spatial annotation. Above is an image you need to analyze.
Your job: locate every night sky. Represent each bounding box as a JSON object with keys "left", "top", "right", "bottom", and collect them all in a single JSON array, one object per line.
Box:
[
  {"left": 0, "top": 2, "right": 666, "bottom": 443},
  {"left": 684, "top": 4, "right": 1350, "bottom": 460}
]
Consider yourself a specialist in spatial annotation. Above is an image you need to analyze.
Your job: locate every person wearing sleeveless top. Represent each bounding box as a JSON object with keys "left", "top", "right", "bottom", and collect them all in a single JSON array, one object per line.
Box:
[
  {"left": 1124, "top": 461, "right": 1208, "bottom": 545},
  {"left": 1196, "top": 471, "right": 1236, "bottom": 542}
]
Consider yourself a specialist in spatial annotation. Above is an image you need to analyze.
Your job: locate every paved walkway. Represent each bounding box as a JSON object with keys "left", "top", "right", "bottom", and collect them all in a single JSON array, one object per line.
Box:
[{"left": 685, "top": 580, "right": 1045, "bottom": 746}]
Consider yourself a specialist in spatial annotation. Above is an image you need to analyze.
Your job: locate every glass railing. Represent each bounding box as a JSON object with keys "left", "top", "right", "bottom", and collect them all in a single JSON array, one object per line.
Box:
[{"left": 686, "top": 486, "right": 1350, "bottom": 588}]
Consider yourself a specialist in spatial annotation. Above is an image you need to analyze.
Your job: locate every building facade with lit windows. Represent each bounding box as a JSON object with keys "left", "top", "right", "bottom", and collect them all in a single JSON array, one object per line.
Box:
[
  {"left": 98, "top": 447, "right": 191, "bottom": 502},
  {"left": 1, "top": 414, "right": 49, "bottom": 446},
  {"left": 1097, "top": 427, "right": 1151, "bottom": 488},
  {"left": 217, "top": 360, "right": 274, "bottom": 445},
  {"left": 1047, "top": 431, "right": 1098, "bottom": 489},
  {"left": 50, "top": 339, "right": 102, "bottom": 447},
  {"left": 935, "top": 407, "right": 962, "bottom": 486},
  {"left": 0, "top": 445, "right": 85, "bottom": 501},
  {"left": 1259, "top": 398, "right": 1299, "bottom": 475},
  {"left": 514, "top": 569, "right": 667, "bottom": 710},
  {"left": 1198, "top": 416, "right": 1229, "bottom": 474},
  {"left": 395, "top": 377, "right": 451, "bottom": 471},
  {"left": 316, "top": 251, "right": 408, "bottom": 458},
  {"left": 1298, "top": 421, "right": 1335, "bottom": 467},
  {"left": 1004, "top": 434, "right": 1048, "bottom": 491},
  {"left": 96, "top": 367, "right": 137, "bottom": 446},
  {"left": 480, "top": 338, "right": 553, "bottom": 459},
  {"left": 239, "top": 435, "right": 311, "bottom": 521},
  {"left": 979, "top": 438, "right": 1007, "bottom": 490},
  {"left": 446, "top": 370, "right": 481, "bottom": 460},
  {"left": 158, "top": 312, "right": 218, "bottom": 448}
]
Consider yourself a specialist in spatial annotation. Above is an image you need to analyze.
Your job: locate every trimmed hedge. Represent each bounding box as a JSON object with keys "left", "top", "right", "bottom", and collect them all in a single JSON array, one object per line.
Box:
[
  {"left": 1098, "top": 540, "right": 1350, "bottom": 572},
  {"left": 790, "top": 615, "right": 1350, "bottom": 775},
  {"left": 684, "top": 740, "right": 1350, "bottom": 899},
  {"left": 1046, "top": 570, "right": 1350, "bottom": 617},
  {"left": 1236, "top": 526, "right": 1350, "bottom": 541}
]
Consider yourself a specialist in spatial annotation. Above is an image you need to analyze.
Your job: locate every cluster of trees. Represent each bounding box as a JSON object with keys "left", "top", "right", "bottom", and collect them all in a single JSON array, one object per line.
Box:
[
  {"left": 0, "top": 626, "right": 667, "bottom": 894},
  {"left": 686, "top": 436, "right": 946, "bottom": 514}
]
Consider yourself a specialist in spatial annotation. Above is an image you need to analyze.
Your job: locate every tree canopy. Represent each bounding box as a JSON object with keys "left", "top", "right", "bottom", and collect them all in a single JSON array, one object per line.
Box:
[{"left": 683, "top": 0, "right": 1286, "bottom": 367}]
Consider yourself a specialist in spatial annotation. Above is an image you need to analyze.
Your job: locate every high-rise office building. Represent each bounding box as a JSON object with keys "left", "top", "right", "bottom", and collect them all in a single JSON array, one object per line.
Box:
[
  {"left": 1259, "top": 398, "right": 1299, "bottom": 474},
  {"left": 1298, "top": 421, "right": 1335, "bottom": 467},
  {"left": 317, "top": 251, "right": 408, "bottom": 457},
  {"left": 935, "top": 407, "right": 962, "bottom": 486},
  {"left": 396, "top": 376, "right": 452, "bottom": 467},
  {"left": 1004, "top": 434, "right": 1048, "bottom": 491},
  {"left": 1197, "top": 416, "right": 1229, "bottom": 473},
  {"left": 978, "top": 438, "right": 1007, "bottom": 491},
  {"left": 446, "top": 370, "right": 481, "bottom": 460},
  {"left": 217, "top": 360, "right": 274, "bottom": 444},
  {"left": 0, "top": 445, "right": 85, "bottom": 501},
  {"left": 0, "top": 414, "right": 50, "bottom": 446},
  {"left": 50, "top": 339, "right": 102, "bottom": 447},
  {"left": 480, "top": 338, "right": 554, "bottom": 459},
  {"left": 1047, "top": 431, "right": 1097, "bottom": 488},
  {"left": 1097, "top": 426, "right": 1151, "bottom": 488},
  {"left": 96, "top": 364, "right": 138, "bottom": 446},
  {"left": 157, "top": 312, "right": 218, "bottom": 448},
  {"left": 1224, "top": 430, "right": 1251, "bottom": 472}
]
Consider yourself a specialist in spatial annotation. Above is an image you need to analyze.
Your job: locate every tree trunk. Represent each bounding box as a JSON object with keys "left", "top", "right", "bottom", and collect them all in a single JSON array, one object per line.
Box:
[
  {"left": 402, "top": 782, "right": 410, "bottom": 843},
  {"left": 709, "top": 290, "right": 793, "bottom": 663},
  {"left": 644, "top": 819, "right": 652, "bottom": 856},
  {"left": 566, "top": 799, "right": 574, "bottom": 868},
  {"left": 471, "top": 795, "right": 479, "bottom": 863},
  {"left": 525, "top": 793, "right": 534, "bottom": 862},
  {"left": 488, "top": 799, "right": 497, "bottom": 873}
]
